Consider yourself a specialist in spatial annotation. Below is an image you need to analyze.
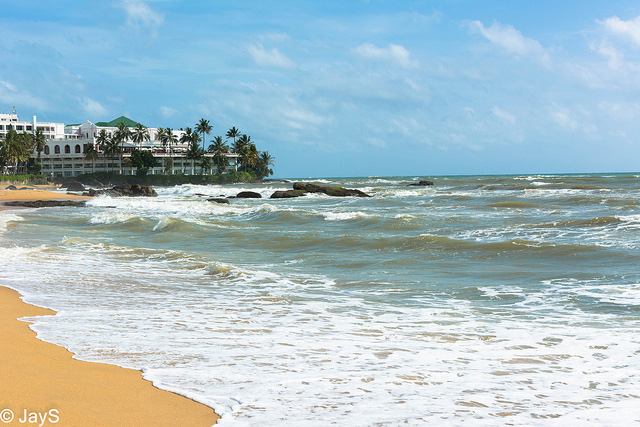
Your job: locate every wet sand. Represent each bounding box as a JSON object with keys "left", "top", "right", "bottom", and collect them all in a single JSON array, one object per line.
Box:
[{"left": 0, "top": 286, "right": 219, "bottom": 426}]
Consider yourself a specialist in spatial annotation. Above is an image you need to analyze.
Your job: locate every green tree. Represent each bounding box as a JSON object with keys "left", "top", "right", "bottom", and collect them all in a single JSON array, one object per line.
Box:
[
  {"left": 195, "top": 118, "right": 212, "bottom": 153},
  {"left": 132, "top": 123, "right": 150, "bottom": 149},
  {"left": 165, "top": 128, "right": 178, "bottom": 173},
  {"left": 33, "top": 128, "right": 46, "bottom": 169},
  {"left": 185, "top": 138, "right": 203, "bottom": 175},
  {"left": 225, "top": 127, "right": 240, "bottom": 147},
  {"left": 257, "top": 151, "right": 275, "bottom": 178},
  {"left": 0, "top": 129, "right": 33, "bottom": 174},
  {"left": 103, "top": 137, "right": 120, "bottom": 174},
  {"left": 113, "top": 122, "right": 132, "bottom": 174},
  {"left": 156, "top": 127, "right": 168, "bottom": 173},
  {"left": 130, "top": 148, "right": 158, "bottom": 176},
  {"left": 84, "top": 142, "right": 99, "bottom": 173},
  {"left": 200, "top": 155, "right": 212, "bottom": 175},
  {"left": 208, "top": 136, "right": 229, "bottom": 175}
]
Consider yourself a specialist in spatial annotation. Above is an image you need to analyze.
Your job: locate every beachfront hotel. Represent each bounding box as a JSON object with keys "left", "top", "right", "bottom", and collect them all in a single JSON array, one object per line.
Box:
[{"left": 0, "top": 110, "right": 238, "bottom": 177}]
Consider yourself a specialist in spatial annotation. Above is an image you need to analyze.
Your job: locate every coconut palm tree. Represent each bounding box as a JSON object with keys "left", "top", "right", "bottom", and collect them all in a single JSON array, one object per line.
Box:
[
  {"left": 185, "top": 139, "right": 203, "bottom": 175},
  {"left": 232, "top": 134, "right": 250, "bottom": 154},
  {"left": 195, "top": 118, "right": 212, "bottom": 153},
  {"left": 103, "top": 138, "right": 120, "bottom": 174},
  {"left": 33, "top": 128, "right": 46, "bottom": 169},
  {"left": 200, "top": 156, "right": 212, "bottom": 175},
  {"left": 84, "top": 142, "right": 99, "bottom": 173},
  {"left": 156, "top": 127, "right": 168, "bottom": 173},
  {"left": 208, "top": 136, "right": 229, "bottom": 175},
  {"left": 132, "top": 123, "right": 150, "bottom": 149},
  {"left": 225, "top": 127, "right": 240, "bottom": 146},
  {"left": 257, "top": 151, "right": 275, "bottom": 178},
  {"left": 0, "top": 129, "right": 33, "bottom": 174},
  {"left": 113, "top": 122, "right": 132, "bottom": 174},
  {"left": 165, "top": 128, "right": 178, "bottom": 174}
]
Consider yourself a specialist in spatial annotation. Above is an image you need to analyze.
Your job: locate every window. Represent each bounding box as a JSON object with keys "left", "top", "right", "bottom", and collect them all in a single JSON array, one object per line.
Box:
[
  {"left": 75, "top": 145, "right": 81, "bottom": 153},
  {"left": 54, "top": 145, "right": 60, "bottom": 154},
  {"left": 26, "top": 126, "right": 32, "bottom": 131},
  {"left": 65, "top": 145, "right": 71, "bottom": 154},
  {"left": 44, "top": 146, "right": 50, "bottom": 155},
  {"left": 16, "top": 125, "right": 23, "bottom": 131}
]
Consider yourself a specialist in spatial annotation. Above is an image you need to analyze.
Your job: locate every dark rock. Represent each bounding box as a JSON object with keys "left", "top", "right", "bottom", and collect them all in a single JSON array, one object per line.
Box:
[
  {"left": 18, "top": 187, "right": 34, "bottom": 190},
  {"left": 263, "top": 179, "right": 291, "bottom": 183},
  {"left": 5, "top": 185, "right": 17, "bottom": 190},
  {"left": 408, "top": 180, "right": 434, "bottom": 187},
  {"left": 87, "top": 184, "right": 157, "bottom": 197},
  {"left": 3, "top": 200, "right": 86, "bottom": 208},
  {"left": 292, "top": 182, "right": 371, "bottom": 197},
  {"left": 236, "top": 191, "right": 262, "bottom": 199},
  {"left": 270, "top": 190, "right": 306, "bottom": 199},
  {"left": 207, "top": 197, "right": 230, "bottom": 204},
  {"left": 85, "top": 180, "right": 105, "bottom": 188},
  {"left": 66, "top": 181, "right": 86, "bottom": 191}
]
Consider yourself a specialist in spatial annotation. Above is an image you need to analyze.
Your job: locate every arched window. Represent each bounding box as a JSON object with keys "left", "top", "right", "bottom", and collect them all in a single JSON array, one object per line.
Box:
[
  {"left": 44, "top": 146, "right": 50, "bottom": 155},
  {"left": 75, "top": 144, "right": 81, "bottom": 153},
  {"left": 65, "top": 145, "right": 71, "bottom": 154},
  {"left": 54, "top": 145, "right": 60, "bottom": 154}
]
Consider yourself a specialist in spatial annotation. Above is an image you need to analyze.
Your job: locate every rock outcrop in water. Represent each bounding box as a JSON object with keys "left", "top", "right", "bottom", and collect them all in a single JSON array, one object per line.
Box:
[
  {"left": 65, "top": 181, "right": 86, "bottom": 192},
  {"left": 290, "top": 182, "right": 371, "bottom": 197},
  {"left": 407, "top": 180, "right": 434, "bottom": 187},
  {"left": 270, "top": 189, "right": 307, "bottom": 199},
  {"left": 85, "top": 184, "right": 157, "bottom": 197},
  {"left": 3, "top": 200, "right": 87, "bottom": 208},
  {"left": 4, "top": 185, "right": 17, "bottom": 190},
  {"left": 207, "top": 197, "right": 230, "bottom": 204},
  {"left": 236, "top": 191, "right": 262, "bottom": 199}
]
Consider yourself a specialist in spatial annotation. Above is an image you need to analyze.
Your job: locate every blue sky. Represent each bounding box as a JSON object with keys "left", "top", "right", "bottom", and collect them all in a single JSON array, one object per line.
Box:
[{"left": 2, "top": 1, "right": 640, "bottom": 177}]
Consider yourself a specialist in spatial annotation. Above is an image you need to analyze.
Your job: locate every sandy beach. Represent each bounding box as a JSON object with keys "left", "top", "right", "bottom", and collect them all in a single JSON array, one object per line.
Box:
[
  {"left": 0, "top": 188, "right": 91, "bottom": 211},
  {"left": 0, "top": 188, "right": 218, "bottom": 425},
  {"left": 0, "top": 286, "right": 218, "bottom": 426}
]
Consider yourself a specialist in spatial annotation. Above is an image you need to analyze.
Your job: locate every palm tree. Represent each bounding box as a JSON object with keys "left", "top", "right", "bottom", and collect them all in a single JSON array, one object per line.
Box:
[
  {"left": 232, "top": 134, "right": 251, "bottom": 154},
  {"left": 103, "top": 138, "right": 120, "bottom": 174},
  {"left": 225, "top": 127, "right": 240, "bottom": 147},
  {"left": 258, "top": 151, "right": 275, "bottom": 178},
  {"left": 156, "top": 127, "right": 168, "bottom": 173},
  {"left": 113, "top": 122, "right": 132, "bottom": 174},
  {"left": 132, "top": 123, "right": 150, "bottom": 149},
  {"left": 195, "top": 118, "right": 212, "bottom": 153},
  {"left": 165, "top": 128, "right": 178, "bottom": 174},
  {"left": 208, "top": 136, "right": 229, "bottom": 175},
  {"left": 0, "top": 129, "right": 33, "bottom": 174},
  {"left": 33, "top": 128, "right": 46, "bottom": 169},
  {"left": 186, "top": 139, "right": 203, "bottom": 175},
  {"left": 200, "top": 156, "right": 212, "bottom": 175},
  {"left": 84, "top": 143, "right": 99, "bottom": 173}
]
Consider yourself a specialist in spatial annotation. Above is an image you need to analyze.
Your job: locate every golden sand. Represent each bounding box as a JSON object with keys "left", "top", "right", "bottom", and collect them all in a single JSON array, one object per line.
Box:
[{"left": 0, "top": 287, "right": 218, "bottom": 426}]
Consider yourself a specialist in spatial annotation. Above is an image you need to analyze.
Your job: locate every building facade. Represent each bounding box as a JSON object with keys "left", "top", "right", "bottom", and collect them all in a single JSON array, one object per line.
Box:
[{"left": 2, "top": 111, "right": 238, "bottom": 177}]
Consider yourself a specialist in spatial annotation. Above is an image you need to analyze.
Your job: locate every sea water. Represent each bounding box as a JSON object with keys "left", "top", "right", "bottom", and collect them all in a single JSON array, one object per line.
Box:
[{"left": 1, "top": 174, "right": 640, "bottom": 425}]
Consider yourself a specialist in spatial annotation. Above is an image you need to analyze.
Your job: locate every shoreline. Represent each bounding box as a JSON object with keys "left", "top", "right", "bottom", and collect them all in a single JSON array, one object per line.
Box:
[
  {"left": 0, "top": 286, "right": 219, "bottom": 426},
  {"left": 0, "top": 189, "right": 92, "bottom": 211}
]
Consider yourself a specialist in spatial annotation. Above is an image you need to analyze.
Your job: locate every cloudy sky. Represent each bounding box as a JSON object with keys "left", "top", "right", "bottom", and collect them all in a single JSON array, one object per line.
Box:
[{"left": 2, "top": 1, "right": 640, "bottom": 177}]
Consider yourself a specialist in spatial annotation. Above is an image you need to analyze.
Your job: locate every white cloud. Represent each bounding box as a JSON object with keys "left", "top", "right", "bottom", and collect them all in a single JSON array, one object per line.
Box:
[
  {"left": 160, "top": 106, "right": 178, "bottom": 118},
  {"left": 0, "top": 80, "right": 48, "bottom": 111},
  {"left": 80, "top": 97, "right": 108, "bottom": 117},
  {"left": 469, "top": 21, "right": 550, "bottom": 65},
  {"left": 247, "top": 43, "right": 294, "bottom": 68},
  {"left": 282, "top": 108, "right": 326, "bottom": 130},
  {"left": 601, "top": 15, "right": 640, "bottom": 46},
  {"left": 121, "top": 0, "right": 163, "bottom": 28},
  {"left": 550, "top": 108, "right": 577, "bottom": 130},
  {"left": 491, "top": 106, "right": 516, "bottom": 124},
  {"left": 354, "top": 43, "right": 418, "bottom": 68},
  {"left": 592, "top": 40, "right": 624, "bottom": 69}
]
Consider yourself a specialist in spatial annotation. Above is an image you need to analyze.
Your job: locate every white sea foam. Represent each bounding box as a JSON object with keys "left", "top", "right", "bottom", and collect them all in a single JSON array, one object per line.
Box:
[
  {"left": 323, "top": 211, "right": 370, "bottom": 221},
  {"left": 0, "top": 212, "right": 24, "bottom": 232}
]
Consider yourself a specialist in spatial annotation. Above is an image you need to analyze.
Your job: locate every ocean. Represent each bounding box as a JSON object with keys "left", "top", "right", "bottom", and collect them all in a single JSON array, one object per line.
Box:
[{"left": 1, "top": 174, "right": 640, "bottom": 425}]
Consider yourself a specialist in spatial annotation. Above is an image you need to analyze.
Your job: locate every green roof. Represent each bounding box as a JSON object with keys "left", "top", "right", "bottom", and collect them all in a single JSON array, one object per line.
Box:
[{"left": 95, "top": 116, "right": 144, "bottom": 128}]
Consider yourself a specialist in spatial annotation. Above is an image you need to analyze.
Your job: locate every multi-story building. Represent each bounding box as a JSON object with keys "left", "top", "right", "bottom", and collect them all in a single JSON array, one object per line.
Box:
[{"left": 1, "top": 110, "right": 238, "bottom": 177}]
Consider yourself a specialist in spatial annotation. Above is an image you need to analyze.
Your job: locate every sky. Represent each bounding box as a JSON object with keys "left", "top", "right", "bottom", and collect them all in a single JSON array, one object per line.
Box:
[{"left": 2, "top": 0, "right": 640, "bottom": 178}]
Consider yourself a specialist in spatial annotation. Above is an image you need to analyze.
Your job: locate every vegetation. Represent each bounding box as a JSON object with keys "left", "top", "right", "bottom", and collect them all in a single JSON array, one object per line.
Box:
[
  {"left": 74, "top": 170, "right": 257, "bottom": 186},
  {"left": 1, "top": 115, "right": 275, "bottom": 181}
]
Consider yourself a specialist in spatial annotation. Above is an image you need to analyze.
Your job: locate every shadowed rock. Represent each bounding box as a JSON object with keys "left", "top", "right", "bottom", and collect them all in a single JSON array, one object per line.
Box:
[
  {"left": 3, "top": 200, "right": 87, "bottom": 208},
  {"left": 207, "top": 197, "right": 230, "bottom": 204},
  {"left": 4, "top": 185, "right": 17, "bottom": 190},
  {"left": 407, "top": 180, "right": 434, "bottom": 187},
  {"left": 270, "top": 190, "right": 306, "bottom": 199},
  {"left": 236, "top": 191, "right": 262, "bottom": 199},
  {"left": 65, "top": 181, "right": 86, "bottom": 191},
  {"left": 292, "top": 182, "right": 371, "bottom": 197},
  {"left": 86, "top": 184, "right": 157, "bottom": 197}
]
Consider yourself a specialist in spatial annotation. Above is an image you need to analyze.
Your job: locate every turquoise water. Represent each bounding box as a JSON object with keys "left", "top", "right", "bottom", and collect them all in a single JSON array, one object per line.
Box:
[{"left": 1, "top": 174, "right": 640, "bottom": 425}]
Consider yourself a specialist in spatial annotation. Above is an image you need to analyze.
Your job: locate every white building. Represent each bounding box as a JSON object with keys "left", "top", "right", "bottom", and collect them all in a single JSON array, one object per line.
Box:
[{"left": 1, "top": 111, "right": 238, "bottom": 177}]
